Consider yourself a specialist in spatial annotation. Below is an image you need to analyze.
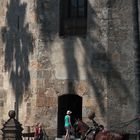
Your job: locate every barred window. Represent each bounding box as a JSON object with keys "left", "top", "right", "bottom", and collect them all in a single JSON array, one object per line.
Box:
[{"left": 59, "top": 0, "right": 87, "bottom": 36}]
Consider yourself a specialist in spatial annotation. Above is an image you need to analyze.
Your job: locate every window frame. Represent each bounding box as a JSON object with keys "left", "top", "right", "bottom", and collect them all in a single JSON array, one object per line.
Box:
[{"left": 59, "top": 0, "right": 87, "bottom": 37}]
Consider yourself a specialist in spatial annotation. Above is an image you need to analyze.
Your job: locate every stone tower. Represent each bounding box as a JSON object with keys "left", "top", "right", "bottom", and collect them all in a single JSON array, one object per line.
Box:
[{"left": 0, "top": 0, "right": 139, "bottom": 139}]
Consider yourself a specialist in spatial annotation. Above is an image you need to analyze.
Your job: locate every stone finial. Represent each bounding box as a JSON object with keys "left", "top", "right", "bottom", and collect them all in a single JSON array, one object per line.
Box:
[
  {"left": 1, "top": 110, "right": 23, "bottom": 140},
  {"left": 8, "top": 110, "right": 16, "bottom": 118}
]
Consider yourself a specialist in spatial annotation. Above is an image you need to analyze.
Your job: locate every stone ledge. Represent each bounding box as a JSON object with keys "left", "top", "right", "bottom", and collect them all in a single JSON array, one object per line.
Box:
[
  {"left": 55, "top": 138, "right": 81, "bottom": 140},
  {"left": 55, "top": 135, "right": 81, "bottom": 140}
]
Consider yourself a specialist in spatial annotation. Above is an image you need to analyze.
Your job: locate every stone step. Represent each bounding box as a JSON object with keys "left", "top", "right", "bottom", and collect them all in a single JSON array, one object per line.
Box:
[
  {"left": 55, "top": 138, "right": 81, "bottom": 140},
  {"left": 55, "top": 135, "right": 81, "bottom": 140}
]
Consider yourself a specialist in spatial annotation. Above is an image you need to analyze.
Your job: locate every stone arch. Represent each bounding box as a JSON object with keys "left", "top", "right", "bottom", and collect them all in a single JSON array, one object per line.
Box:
[{"left": 57, "top": 94, "right": 82, "bottom": 137}]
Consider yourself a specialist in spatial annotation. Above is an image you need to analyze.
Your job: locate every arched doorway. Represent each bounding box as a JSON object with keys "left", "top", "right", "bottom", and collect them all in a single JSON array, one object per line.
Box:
[{"left": 57, "top": 94, "right": 82, "bottom": 137}]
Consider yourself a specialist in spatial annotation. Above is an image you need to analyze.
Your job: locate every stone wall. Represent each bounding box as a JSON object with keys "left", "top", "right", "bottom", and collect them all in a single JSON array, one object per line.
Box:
[
  {"left": 0, "top": 0, "right": 139, "bottom": 139},
  {"left": 107, "top": 0, "right": 138, "bottom": 132}
]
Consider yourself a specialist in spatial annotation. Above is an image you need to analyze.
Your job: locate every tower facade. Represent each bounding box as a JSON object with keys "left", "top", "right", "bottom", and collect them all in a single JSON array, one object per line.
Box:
[{"left": 0, "top": 0, "right": 139, "bottom": 139}]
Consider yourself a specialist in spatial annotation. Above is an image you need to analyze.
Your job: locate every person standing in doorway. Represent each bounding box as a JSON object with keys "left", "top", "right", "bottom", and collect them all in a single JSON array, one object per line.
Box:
[{"left": 64, "top": 110, "right": 72, "bottom": 140}]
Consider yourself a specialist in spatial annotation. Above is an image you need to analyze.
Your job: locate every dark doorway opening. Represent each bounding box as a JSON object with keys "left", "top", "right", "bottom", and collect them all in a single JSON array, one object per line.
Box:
[{"left": 57, "top": 94, "right": 82, "bottom": 137}]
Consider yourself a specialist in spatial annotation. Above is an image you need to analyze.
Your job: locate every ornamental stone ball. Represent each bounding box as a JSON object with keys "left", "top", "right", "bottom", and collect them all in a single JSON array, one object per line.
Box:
[{"left": 8, "top": 110, "right": 16, "bottom": 118}]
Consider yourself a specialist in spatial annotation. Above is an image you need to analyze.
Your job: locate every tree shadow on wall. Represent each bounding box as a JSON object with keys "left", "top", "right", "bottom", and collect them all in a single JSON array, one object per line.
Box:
[
  {"left": 80, "top": 2, "right": 134, "bottom": 117},
  {"left": 1, "top": 0, "right": 34, "bottom": 107},
  {"left": 35, "top": 0, "right": 48, "bottom": 42},
  {"left": 34, "top": 0, "right": 133, "bottom": 118},
  {"left": 61, "top": 2, "right": 133, "bottom": 117}
]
